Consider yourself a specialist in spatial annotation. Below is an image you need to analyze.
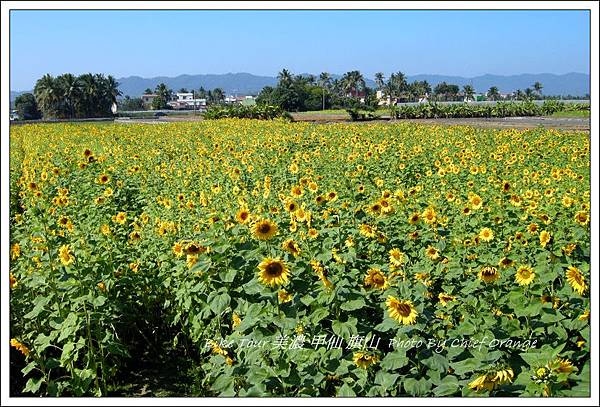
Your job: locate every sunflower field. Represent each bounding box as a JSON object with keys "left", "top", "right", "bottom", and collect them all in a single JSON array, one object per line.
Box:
[{"left": 9, "top": 120, "right": 590, "bottom": 397}]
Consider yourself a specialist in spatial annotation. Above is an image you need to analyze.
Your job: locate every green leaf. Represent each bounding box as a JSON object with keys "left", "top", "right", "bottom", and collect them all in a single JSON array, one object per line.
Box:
[
  {"left": 211, "top": 374, "right": 235, "bottom": 395},
  {"left": 450, "top": 357, "right": 481, "bottom": 376},
  {"left": 340, "top": 298, "right": 365, "bottom": 311},
  {"left": 91, "top": 295, "right": 106, "bottom": 307},
  {"left": 24, "top": 296, "right": 50, "bottom": 319},
  {"left": 374, "top": 371, "right": 399, "bottom": 388},
  {"left": 60, "top": 342, "right": 76, "bottom": 366},
  {"left": 208, "top": 291, "right": 231, "bottom": 315},
  {"left": 221, "top": 268, "right": 237, "bottom": 283},
  {"left": 433, "top": 375, "right": 459, "bottom": 396},
  {"left": 21, "top": 361, "right": 37, "bottom": 376},
  {"left": 337, "top": 383, "right": 356, "bottom": 397},
  {"left": 380, "top": 350, "right": 408, "bottom": 370},
  {"left": 310, "top": 307, "right": 329, "bottom": 324},
  {"left": 332, "top": 317, "right": 357, "bottom": 340},
  {"left": 23, "top": 377, "right": 44, "bottom": 394},
  {"left": 403, "top": 377, "right": 431, "bottom": 396},
  {"left": 33, "top": 333, "right": 52, "bottom": 354}
]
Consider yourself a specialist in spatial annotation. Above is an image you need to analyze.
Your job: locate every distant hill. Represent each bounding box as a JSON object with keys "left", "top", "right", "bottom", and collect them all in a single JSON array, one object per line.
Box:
[{"left": 11, "top": 72, "right": 589, "bottom": 99}]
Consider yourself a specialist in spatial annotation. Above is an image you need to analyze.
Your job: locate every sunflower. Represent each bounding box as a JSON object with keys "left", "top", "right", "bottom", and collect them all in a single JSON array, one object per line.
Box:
[
  {"left": 10, "top": 339, "right": 30, "bottom": 357},
  {"left": 97, "top": 174, "right": 110, "bottom": 184},
  {"left": 284, "top": 200, "right": 298, "bottom": 213},
  {"left": 539, "top": 230, "right": 551, "bottom": 247},
  {"left": 291, "top": 185, "right": 304, "bottom": 197},
  {"left": 359, "top": 224, "right": 377, "bottom": 238},
  {"left": 378, "top": 198, "right": 393, "bottom": 214},
  {"left": 364, "top": 268, "right": 389, "bottom": 290},
  {"left": 113, "top": 211, "right": 127, "bottom": 225},
  {"left": 578, "top": 310, "right": 590, "bottom": 321},
  {"left": 307, "top": 228, "right": 319, "bottom": 239},
  {"left": 498, "top": 257, "right": 514, "bottom": 268},
  {"left": 367, "top": 201, "right": 383, "bottom": 216},
  {"left": 552, "top": 358, "right": 575, "bottom": 374},
  {"left": 408, "top": 212, "right": 420, "bottom": 224},
  {"left": 253, "top": 219, "right": 278, "bottom": 240},
  {"left": 389, "top": 248, "right": 405, "bottom": 267},
  {"left": 562, "top": 243, "right": 577, "bottom": 256},
  {"left": 438, "top": 293, "right": 455, "bottom": 306},
  {"left": 10, "top": 273, "right": 18, "bottom": 289},
  {"left": 421, "top": 207, "right": 437, "bottom": 224},
  {"left": 278, "top": 289, "right": 294, "bottom": 303},
  {"left": 528, "top": 223, "right": 539, "bottom": 234},
  {"left": 172, "top": 241, "right": 184, "bottom": 257},
  {"left": 185, "top": 242, "right": 205, "bottom": 255},
  {"left": 574, "top": 211, "right": 589, "bottom": 225},
  {"left": 513, "top": 265, "right": 535, "bottom": 286},
  {"left": 235, "top": 208, "right": 251, "bottom": 224},
  {"left": 386, "top": 296, "right": 418, "bottom": 325},
  {"left": 257, "top": 258, "right": 290, "bottom": 287},
  {"left": 565, "top": 266, "right": 587, "bottom": 295},
  {"left": 58, "top": 245, "right": 74, "bottom": 266},
  {"left": 479, "top": 227, "right": 494, "bottom": 242},
  {"left": 232, "top": 313, "right": 242, "bottom": 329},
  {"left": 425, "top": 245, "right": 439, "bottom": 260},
  {"left": 11, "top": 243, "right": 21, "bottom": 260},
  {"left": 282, "top": 238, "right": 301, "bottom": 257},
  {"left": 469, "top": 193, "right": 483, "bottom": 209},
  {"left": 479, "top": 266, "right": 499, "bottom": 283},
  {"left": 186, "top": 254, "right": 198, "bottom": 269},
  {"left": 353, "top": 352, "right": 379, "bottom": 369}
]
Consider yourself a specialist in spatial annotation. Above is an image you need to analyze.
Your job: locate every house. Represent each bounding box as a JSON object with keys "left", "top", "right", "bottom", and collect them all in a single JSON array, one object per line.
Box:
[
  {"left": 167, "top": 93, "right": 207, "bottom": 110},
  {"left": 141, "top": 94, "right": 159, "bottom": 107}
]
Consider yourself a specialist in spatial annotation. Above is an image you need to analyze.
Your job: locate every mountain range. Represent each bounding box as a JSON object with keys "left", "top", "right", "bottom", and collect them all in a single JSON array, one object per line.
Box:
[{"left": 11, "top": 72, "right": 590, "bottom": 100}]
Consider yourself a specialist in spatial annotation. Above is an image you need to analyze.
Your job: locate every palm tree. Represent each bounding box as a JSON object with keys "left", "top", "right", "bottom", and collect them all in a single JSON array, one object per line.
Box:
[
  {"left": 56, "top": 73, "right": 81, "bottom": 118},
  {"left": 463, "top": 84, "right": 475, "bottom": 102},
  {"left": 318, "top": 72, "right": 331, "bottom": 110},
  {"left": 78, "top": 73, "right": 100, "bottom": 116},
  {"left": 487, "top": 86, "right": 500, "bottom": 101},
  {"left": 33, "top": 74, "right": 59, "bottom": 118},
  {"left": 374, "top": 72, "right": 385, "bottom": 90},
  {"left": 515, "top": 89, "right": 524, "bottom": 100},
  {"left": 212, "top": 88, "right": 225, "bottom": 104},
  {"left": 105, "top": 76, "right": 122, "bottom": 103},
  {"left": 533, "top": 82, "right": 543, "bottom": 99},
  {"left": 341, "top": 71, "right": 365, "bottom": 99},
  {"left": 277, "top": 69, "right": 293, "bottom": 87},
  {"left": 524, "top": 88, "right": 534, "bottom": 100}
]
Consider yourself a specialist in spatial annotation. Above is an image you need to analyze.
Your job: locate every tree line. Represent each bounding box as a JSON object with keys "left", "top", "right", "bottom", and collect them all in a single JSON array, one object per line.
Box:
[
  {"left": 253, "top": 69, "right": 565, "bottom": 112},
  {"left": 14, "top": 73, "right": 121, "bottom": 120}
]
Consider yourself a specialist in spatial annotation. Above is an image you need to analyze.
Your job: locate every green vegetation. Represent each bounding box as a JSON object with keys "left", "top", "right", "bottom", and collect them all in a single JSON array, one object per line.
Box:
[
  {"left": 550, "top": 110, "right": 590, "bottom": 118},
  {"left": 14, "top": 93, "right": 42, "bottom": 120},
  {"left": 391, "top": 101, "right": 589, "bottom": 120},
  {"left": 33, "top": 73, "right": 121, "bottom": 119},
  {"left": 203, "top": 104, "right": 292, "bottom": 120}
]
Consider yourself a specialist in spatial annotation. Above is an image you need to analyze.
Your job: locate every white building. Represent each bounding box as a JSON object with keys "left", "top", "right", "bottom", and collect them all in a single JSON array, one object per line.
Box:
[{"left": 168, "top": 93, "right": 207, "bottom": 110}]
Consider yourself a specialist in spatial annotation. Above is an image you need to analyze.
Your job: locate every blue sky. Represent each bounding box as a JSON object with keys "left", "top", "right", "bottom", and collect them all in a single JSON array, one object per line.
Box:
[{"left": 10, "top": 10, "right": 590, "bottom": 90}]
